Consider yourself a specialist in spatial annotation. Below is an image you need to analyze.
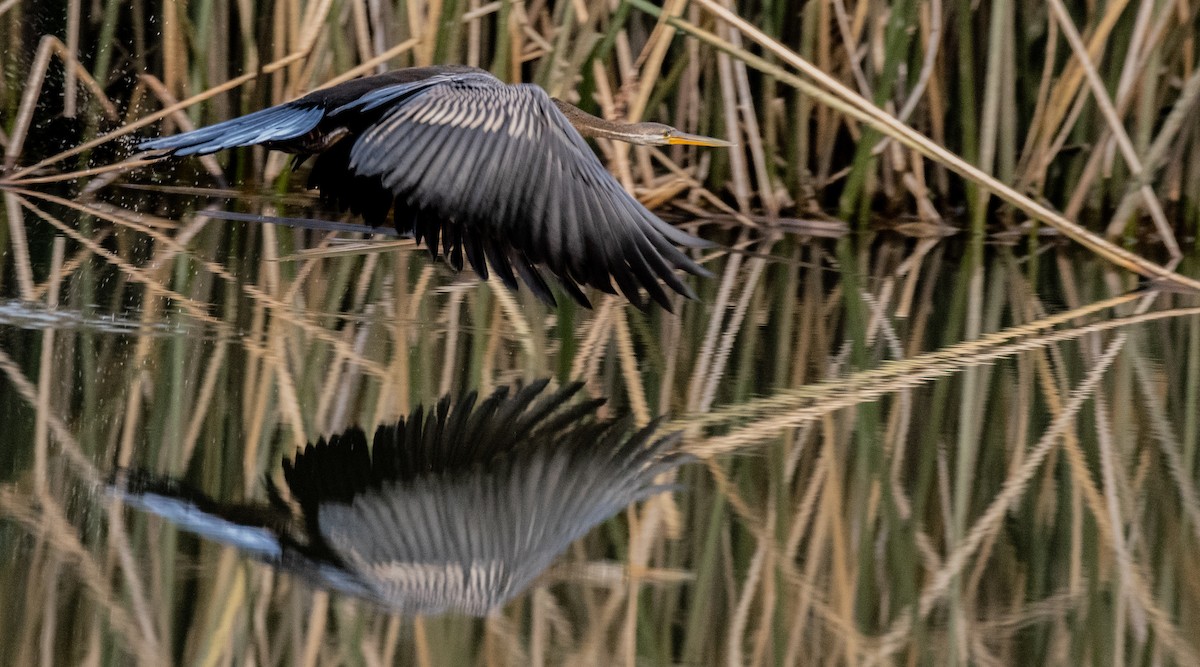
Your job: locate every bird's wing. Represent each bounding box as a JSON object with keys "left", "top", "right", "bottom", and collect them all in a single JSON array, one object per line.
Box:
[
  {"left": 344, "top": 77, "right": 710, "bottom": 310},
  {"left": 282, "top": 381, "right": 604, "bottom": 505},
  {"left": 136, "top": 75, "right": 459, "bottom": 156},
  {"left": 313, "top": 412, "right": 687, "bottom": 615},
  {"left": 138, "top": 104, "right": 329, "bottom": 156}
]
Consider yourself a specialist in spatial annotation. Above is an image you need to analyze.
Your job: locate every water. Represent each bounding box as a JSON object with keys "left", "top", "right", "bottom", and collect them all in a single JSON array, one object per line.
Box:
[{"left": 2, "top": 185, "right": 1200, "bottom": 664}]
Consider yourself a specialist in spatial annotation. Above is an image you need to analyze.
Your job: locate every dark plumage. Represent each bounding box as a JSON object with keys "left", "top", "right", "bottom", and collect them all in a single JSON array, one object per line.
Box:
[
  {"left": 108, "top": 381, "right": 689, "bottom": 616},
  {"left": 140, "top": 66, "right": 731, "bottom": 310}
]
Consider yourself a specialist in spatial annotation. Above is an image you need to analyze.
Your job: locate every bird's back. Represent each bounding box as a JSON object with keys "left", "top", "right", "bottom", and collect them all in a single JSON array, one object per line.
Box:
[{"left": 291, "top": 65, "right": 493, "bottom": 112}]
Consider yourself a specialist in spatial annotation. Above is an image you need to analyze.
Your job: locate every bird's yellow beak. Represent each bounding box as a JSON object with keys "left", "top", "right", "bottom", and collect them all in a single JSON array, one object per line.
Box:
[{"left": 666, "top": 131, "right": 734, "bottom": 147}]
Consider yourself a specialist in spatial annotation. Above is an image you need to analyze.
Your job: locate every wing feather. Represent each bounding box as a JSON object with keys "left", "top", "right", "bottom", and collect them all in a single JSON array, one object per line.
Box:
[
  {"left": 140, "top": 105, "right": 327, "bottom": 156},
  {"left": 142, "top": 68, "right": 710, "bottom": 309},
  {"left": 346, "top": 79, "right": 707, "bottom": 308},
  {"left": 304, "top": 381, "right": 687, "bottom": 614}
]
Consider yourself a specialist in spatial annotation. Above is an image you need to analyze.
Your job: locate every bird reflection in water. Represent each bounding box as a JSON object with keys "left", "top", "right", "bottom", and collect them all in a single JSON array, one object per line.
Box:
[
  {"left": 108, "top": 380, "right": 688, "bottom": 616},
  {"left": 139, "top": 65, "right": 731, "bottom": 310}
]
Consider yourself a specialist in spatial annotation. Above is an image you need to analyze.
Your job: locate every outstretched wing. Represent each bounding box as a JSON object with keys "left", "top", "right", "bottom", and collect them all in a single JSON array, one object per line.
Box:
[
  {"left": 280, "top": 380, "right": 602, "bottom": 507},
  {"left": 139, "top": 68, "right": 711, "bottom": 310},
  {"left": 138, "top": 104, "right": 328, "bottom": 156},
  {"left": 306, "top": 393, "right": 687, "bottom": 615},
  {"left": 138, "top": 67, "right": 484, "bottom": 156},
  {"left": 345, "top": 76, "right": 710, "bottom": 310}
]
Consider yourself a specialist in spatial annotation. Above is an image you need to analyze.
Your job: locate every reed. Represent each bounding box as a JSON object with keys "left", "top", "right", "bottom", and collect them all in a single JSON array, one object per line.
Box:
[{"left": 2, "top": 0, "right": 1200, "bottom": 665}]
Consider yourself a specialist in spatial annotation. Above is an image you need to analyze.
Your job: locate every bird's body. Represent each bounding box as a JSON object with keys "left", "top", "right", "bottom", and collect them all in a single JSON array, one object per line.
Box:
[
  {"left": 141, "top": 66, "right": 730, "bottom": 309},
  {"left": 109, "top": 381, "right": 687, "bottom": 616}
]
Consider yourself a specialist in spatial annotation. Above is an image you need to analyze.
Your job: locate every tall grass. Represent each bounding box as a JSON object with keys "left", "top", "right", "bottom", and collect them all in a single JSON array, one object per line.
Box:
[
  {"left": 1, "top": 0, "right": 1199, "bottom": 238},
  {"left": 1, "top": 0, "right": 1200, "bottom": 665}
]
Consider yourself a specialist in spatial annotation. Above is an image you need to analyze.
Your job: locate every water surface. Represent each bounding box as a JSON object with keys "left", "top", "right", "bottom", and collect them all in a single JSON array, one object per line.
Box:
[{"left": 2, "top": 186, "right": 1200, "bottom": 665}]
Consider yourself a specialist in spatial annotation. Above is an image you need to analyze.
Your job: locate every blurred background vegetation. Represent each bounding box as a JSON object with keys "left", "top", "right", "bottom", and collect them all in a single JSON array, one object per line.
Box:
[
  {"left": 2, "top": 0, "right": 1199, "bottom": 237},
  {"left": 2, "top": 0, "right": 1200, "bottom": 665}
]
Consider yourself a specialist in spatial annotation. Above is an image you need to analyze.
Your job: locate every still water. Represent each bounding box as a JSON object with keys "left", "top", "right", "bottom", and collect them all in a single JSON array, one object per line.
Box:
[{"left": 2, "top": 183, "right": 1200, "bottom": 664}]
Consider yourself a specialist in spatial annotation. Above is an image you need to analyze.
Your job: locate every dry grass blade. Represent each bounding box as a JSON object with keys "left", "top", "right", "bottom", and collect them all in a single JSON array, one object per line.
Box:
[
  {"left": 633, "top": 0, "right": 1200, "bottom": 292},
  {"left": 870, "top": 336, "right": 1125, "bottom": 664},
  {"left": 4, "top": 1, "right": 1200, "bottom": 664},
  {"left": 2, "top": 35, "right": 119, "bottom": 169},
  {"left": 691, "top": 291, "right": 1142, "bottom": 430},
  {"left": 14, "top": 188, "right": 391, "bottom": 377},
  {"left": 1045, "top": 0, "right": 1179, "bottom": 258},
  {"left": 689, "top": 305, "right": 1200, "bottom": 456},
  {"left": 1, "top": 50, "right": 310, "bottom": 181},
  {"left": 0, "top": 488, "right": 160, "bottom": 664}
]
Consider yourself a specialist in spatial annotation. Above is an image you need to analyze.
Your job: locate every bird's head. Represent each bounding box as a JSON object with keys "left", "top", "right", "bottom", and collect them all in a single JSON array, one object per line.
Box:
[{"left": 631, "top": 122, "right": 734, "bottom": 147}]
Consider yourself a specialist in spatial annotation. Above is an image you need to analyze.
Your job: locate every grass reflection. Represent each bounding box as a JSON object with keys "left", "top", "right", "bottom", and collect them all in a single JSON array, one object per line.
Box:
[{"left": 1, "top": 189, "right": 1199, "bottom": 663}]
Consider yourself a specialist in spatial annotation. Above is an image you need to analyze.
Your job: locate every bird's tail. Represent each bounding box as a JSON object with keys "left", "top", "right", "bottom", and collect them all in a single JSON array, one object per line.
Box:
[
  {"left": 106, "top": 468, "right": 288, "bottom": 560},
  {"left": 138, "top": 104, "right": 326, "bottom": 156}
]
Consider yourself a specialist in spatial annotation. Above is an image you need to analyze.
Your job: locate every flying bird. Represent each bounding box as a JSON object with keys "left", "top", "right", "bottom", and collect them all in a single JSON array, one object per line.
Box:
[
  {"left": 108, "top": 380, "right": 688, "bottom": 616},
  {"left": 140, "top": 65, "right": 731, "bottom": 310}
]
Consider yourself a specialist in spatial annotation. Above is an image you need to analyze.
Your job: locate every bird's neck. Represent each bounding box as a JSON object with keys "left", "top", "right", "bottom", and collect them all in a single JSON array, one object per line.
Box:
[{"left": 552, "top": 98, "right": 648, "bottom": 144}]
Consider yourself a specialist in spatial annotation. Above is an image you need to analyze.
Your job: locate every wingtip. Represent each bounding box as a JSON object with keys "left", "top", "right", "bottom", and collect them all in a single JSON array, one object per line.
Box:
[{"left": 137, "top": 137, "right": 176, "bottom": 155}]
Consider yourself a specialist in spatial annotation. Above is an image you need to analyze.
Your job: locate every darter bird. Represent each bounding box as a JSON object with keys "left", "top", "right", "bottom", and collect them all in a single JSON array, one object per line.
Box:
[
  {"left": 139, "top": 65, "right": 731, "bottom": 310},
  {"left": 108, "top": 380, "right": 688, "bottom": 616}
]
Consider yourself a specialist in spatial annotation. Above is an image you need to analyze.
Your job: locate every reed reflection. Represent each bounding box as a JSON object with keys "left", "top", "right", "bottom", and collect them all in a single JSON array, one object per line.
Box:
[{"left": 109, "top": 380, "right": 687, "bottom": 616}]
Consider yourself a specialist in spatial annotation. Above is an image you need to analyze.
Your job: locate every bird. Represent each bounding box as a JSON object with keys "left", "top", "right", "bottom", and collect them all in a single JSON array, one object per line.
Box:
[
  {"left": 107, "top": 380, "right": 689, "bottom": 616},
  {"left": 139, "top": 65, "right": 732, "bottom": 310}
]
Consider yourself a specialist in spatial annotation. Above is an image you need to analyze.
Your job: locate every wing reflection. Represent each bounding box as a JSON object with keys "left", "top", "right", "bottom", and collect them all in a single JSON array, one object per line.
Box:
[{"left": 109, "top": 380, "right": 688, "bottom": 616}]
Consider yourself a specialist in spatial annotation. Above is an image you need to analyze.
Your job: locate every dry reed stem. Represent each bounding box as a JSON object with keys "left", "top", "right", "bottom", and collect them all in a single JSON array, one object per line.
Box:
[
  {"left": 613, "top": 309, "right": 650, "bottom": 426},
  {"left": 699, "top": 250, "right": 772, "bottom": 410},
  {"left": 31, "top": 236, "right": 64, "bottom": 500},
  {"left": 569, "top": 298, "right": 613, "bottom": 381},
  {"left": 1059, "top": 0, "right": 1177, "bottom": 224},
  {"left": 2, "top": 34, "right": 120, "bottom": 165},
  {"left": 1, "top": 49, "right": 310, "bottom": 182},
  {"left": 179, "top": 338, "right": 231, "bottom": 467},
  {"left": 198, "top": 568, "right": 248, "bottom": 667},
  {"left": 726, "top": 525, "right": 768, "bottom": 666},
  {"left": 300, "top": 592, "right": 329, "bottom": 667},
  {"left": 318, "top": 38, "right": 422, "bottom": 88},
  {"left": 1107, "top": 63, "right": 1200, "bottom": 233},
  {"left": 693, "top": 305, "right": 1200, "bottom": 456},
  {"left": 1093, "top": 390, "right": 1134, "bottom": 653},
  {"left": 1021, "top": 0, "right": 1130, "bottom": 188},
  {"left": 1131, "top": 354, "right": 1200, "bottom": 545},
  {"left": 720, "top": 0, "right": 777, "bottom": 217},
  {"left": 491, "top": 285, "right": 537, "bottom": 359},
  {"left": 685, "top": 230, "right": 745, "bottom": 412},
  {"left": 3, "top": 192, "right": 35, "bottom": 299},
  {"left": 714, "top": 51, "right": 752, "bottom": 211},
  {"left": 660, "top": 0, "right": 1200, "bottom": 292},
  {"left": 15, "top": 195, "right": 224, "bottom": 326},
  {"left": 691, "top": 291, "right": 1142, "bottom": 430},
  {"left": 438, "top": 290, "right": 466, "bottom": 395},
  {"left": 10, "top": 158, "right": 160, "bottom": 186},
  {"left": 0, "top": 488, "right": 158, "bottom": 664},
  {"left": 1045, "top": 0, "right": 1178, "bottom": 258},
  {"left": 21, "top": 189, "right": 394, "bottom": 377}
]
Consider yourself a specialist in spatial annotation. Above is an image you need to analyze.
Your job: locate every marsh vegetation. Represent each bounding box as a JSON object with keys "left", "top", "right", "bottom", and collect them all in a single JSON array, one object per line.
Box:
[{"left": 2, "top": 0, "right": 1200, "bottom": 664}]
